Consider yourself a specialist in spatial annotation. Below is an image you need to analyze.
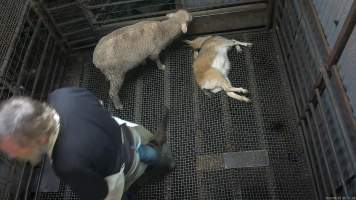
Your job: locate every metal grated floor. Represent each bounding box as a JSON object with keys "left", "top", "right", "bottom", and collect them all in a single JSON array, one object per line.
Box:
[{"left": 37, "top": 30, "right": 316, "bottom": 200}]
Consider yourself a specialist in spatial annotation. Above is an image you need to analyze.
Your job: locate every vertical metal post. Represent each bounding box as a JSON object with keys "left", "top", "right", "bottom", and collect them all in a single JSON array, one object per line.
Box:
[
  {"left": 330, "top": 66, "right": 356, "bottom": 134},
  {"left": 15, "top": 20, "right": 42, "bottom": 88},
  {"left": 55, "top": 62, "right": 66, "bottom": 89},
  {"left": 34, "top": 157, "right": 46, "bottom": 200},
  {"left": 304, "top": 111, "right": 329, "bottom": 196},
  {"left": 266, "top": 0, "right": 275, "bottom": 29},
  {"left": 300, "top": 120, "right": 322, "bottom": 199},
  {"left": 48, "top": 54, "right": 62, "bottom": 92},
  {"left": 31, "top": 35, "right": 52, "bottom": 97},
  {"left": 14, "top": 163, "right": 27, "bottom": 200},
  {"left": 23, "top": 166, "right": 34, "bottom": 199},
  {"left": 315, "top": 89, "right": 349, "bottom": 196},
  {"left": 40, "top": 48, "right": 61, "bottom": 100},
  {"left": 321, "top": 66, "right": 356, "bottom": 172},
  {"left": 308, "top": 103, "right": 337, "bottom": 196}
]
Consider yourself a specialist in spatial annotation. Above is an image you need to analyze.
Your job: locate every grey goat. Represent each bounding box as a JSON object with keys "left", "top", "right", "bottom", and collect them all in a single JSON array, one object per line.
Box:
[{"left": 93, "top": 10, "right": 192, "bottom": 109}]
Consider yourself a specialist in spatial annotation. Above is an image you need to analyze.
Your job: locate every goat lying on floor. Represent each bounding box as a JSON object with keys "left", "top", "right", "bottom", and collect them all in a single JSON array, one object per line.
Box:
[{"left": 185, "top": 36, "right": 252, "bottom": 102}]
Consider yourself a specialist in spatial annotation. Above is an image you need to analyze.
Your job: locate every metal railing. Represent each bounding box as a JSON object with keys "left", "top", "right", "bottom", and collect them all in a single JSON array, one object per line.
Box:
[{"left": 274, "top": 0, "right": 356, "bottom": 198}]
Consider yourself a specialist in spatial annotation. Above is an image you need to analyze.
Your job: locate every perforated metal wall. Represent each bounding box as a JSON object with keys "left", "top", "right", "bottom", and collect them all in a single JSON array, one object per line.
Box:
[
  {"left": 275, "top": 0, "right": 356, "bottom": 197},
  {"left": 0, "top": 0, "right": 29, "bottom": 69},
  {"left": 36, "top": 30, "right": 316, "bottom": 199},
  {"left": 0, "top": 1, "right": 67, "bottom": 199}
]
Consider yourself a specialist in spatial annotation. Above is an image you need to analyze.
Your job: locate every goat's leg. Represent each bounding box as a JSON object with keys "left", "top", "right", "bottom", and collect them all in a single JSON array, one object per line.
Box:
[
  {"left": 235, "top": 45, "right": 242, "bottom": 52},
  {"left": 221, "top": 77, "right": 249, "bottom": 98},
  {"left": 222, "top": 77, "right": 248, "bottom": 93},
  {"left": 203, "top": 89, "right": 213, "bottom": 97},
  {"left": 108, "top": 73, "right": 125, "bottom": 110},
  {"left": 150, "top": 54, "right": 166, "bottom": 70},
  {"left": 232, "top": 39, "right": 253, "bottom": 47},
  {"left": 229, "top": 39, "right": 252, "bottom": 52},
  {"left": 155, "top": 58, "right": 166, "bottom": 70},
  {"left": 226, "top": 92, "right": 250, "bottom": 102},
  {"left": 221, "top": 39, "right": 243, "bottom": 52},
  {"left": 226, "top": 87, "right": 248, "bottom": 94}
]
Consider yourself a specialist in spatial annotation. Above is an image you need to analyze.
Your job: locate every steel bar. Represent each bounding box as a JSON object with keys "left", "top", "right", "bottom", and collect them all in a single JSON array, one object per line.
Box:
[
  {"left": 40, "top": 49, "right": 61, "bottom": 100},
  {"left": 315, "top": 88, "right": 349, "bottom": 196},
  {"left": 15, "top": 20, "right": 42, "bottom": 88},
  {"left": 308, "top": 103, "right": 337, "bottom": 196},
  {"left": 31, "top": 35, "right": 52, "bottom": 97}
]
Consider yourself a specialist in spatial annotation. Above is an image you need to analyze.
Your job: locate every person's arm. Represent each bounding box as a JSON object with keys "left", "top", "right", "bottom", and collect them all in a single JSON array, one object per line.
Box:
[
  {"left": 59, "top": 165, "right": 126, "bottom": 200},
  {"left": 58, "top": 167, "right": 109, "bottom": 200}
]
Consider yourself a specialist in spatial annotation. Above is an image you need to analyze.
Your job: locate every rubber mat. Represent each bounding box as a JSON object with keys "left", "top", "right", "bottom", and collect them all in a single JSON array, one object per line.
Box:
[{"left": 37, "top": 30, "right": 316, "bottom": 200}]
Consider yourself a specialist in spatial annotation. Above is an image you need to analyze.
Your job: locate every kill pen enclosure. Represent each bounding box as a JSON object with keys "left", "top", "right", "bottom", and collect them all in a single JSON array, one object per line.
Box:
[{"left": 0, "top": 0, "right": 356, "bottom": 199}]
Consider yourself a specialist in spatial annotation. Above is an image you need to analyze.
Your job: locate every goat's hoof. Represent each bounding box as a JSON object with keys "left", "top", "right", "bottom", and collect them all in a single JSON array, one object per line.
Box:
[
  {"left": 204, "top": 91, "right": 213, "bottom": 97},
  {"left": 115, "top": 104, "right": 124, "bottom": 110},
  {"left": 240, "top": 88, "right": 249, "bottom": 94},
  {"left": 242, "top": 97, "right": 251, "bottom": 103},
  {"left": 113, "top": 102, "right": 124, "bottom": 110},
  {"left": 235, "top": 46, "right": 242, "bottom": 52},
  {"left": 159, "top": 64, "right": 166, "bottom": 71}
]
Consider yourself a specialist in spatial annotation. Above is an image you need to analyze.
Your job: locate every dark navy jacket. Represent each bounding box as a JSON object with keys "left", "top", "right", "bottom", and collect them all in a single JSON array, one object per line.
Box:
[{"left": 48, "top": 87, "right": 130, "bottom": 200}]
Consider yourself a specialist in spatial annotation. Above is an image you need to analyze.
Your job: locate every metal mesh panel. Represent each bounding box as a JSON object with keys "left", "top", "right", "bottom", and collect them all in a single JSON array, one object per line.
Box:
[
  {"left": 0, "top": 0, "right": 29, "bottom": 69},
  {"left": 36, "top": 30, "right": 316, "bottom": 199},
  {"left": 275, "top": 1, "right": 356, "bottom": 197},
  {"left": 0, "top": 3, "right": 67, "bottom": 99},
  {"left": 319, "top": 89, "right": 356, "bottom": 195},
  {"left": 40, "top": 0, "right": 267, "bottom": 49},
  {"left": 0, "top": 2, "right": 68, "bottom": 199}
]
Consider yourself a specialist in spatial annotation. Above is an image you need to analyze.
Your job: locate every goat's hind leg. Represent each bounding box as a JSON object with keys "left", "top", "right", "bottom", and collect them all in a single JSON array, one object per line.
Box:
[
  {"left": 226, "top": 92, "right": 250, "bottom": 102},
  {"left": 154, "top": 58, "right": 166, "bottom": 70},
  {"left": 230, "top": 39, "right": 252, "bottom": 52},
  {"left": 232, "top": 39, "right": 253, "bottom": 47},
  {"left": 220, "top": 39, "right": 242, "bottom": 52},
  {"left": 226, "top": 87, "right": 248, "bottom": 94},
  {"left": 108, "top": 72, "right": 125, "bottom": 110},
  {"left": 223, "top": 77, "right": 248, "bottom": 94}
]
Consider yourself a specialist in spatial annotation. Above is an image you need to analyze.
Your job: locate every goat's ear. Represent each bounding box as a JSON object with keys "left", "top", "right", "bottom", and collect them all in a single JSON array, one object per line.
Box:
[
  {"left": 181, "top": 23, "right": 187, "bottom": 33},
  {"left": 166, "top": 13, "right": 175, "bottom": 18}
]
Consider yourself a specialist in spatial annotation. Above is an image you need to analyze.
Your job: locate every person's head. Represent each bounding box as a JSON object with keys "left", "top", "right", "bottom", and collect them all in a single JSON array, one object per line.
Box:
[{"left": 0, "top": 97, "right": 59, "bottom": 165}]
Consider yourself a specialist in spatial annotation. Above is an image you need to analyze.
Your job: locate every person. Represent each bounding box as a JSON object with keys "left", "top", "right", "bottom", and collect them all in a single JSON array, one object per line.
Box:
[{"left": 0, "top": 87, "right": 174, "bottom": 200}]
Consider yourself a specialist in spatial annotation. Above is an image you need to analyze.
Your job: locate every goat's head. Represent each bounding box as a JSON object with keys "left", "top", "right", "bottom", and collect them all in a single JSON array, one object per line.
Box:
[{"left": 166, "top": 10, "right": 192, "bottom": 33}]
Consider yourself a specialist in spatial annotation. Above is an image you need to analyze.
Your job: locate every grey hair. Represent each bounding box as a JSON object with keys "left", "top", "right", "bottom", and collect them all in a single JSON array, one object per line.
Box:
[{"left": 0, "top": 97, "right": 59, "bottom": 147}]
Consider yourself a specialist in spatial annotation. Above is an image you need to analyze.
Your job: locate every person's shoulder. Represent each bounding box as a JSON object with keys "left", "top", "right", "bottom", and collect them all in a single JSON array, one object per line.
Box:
[{"left": 49, "top": 87, "right": 86, "bottom": 100}]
